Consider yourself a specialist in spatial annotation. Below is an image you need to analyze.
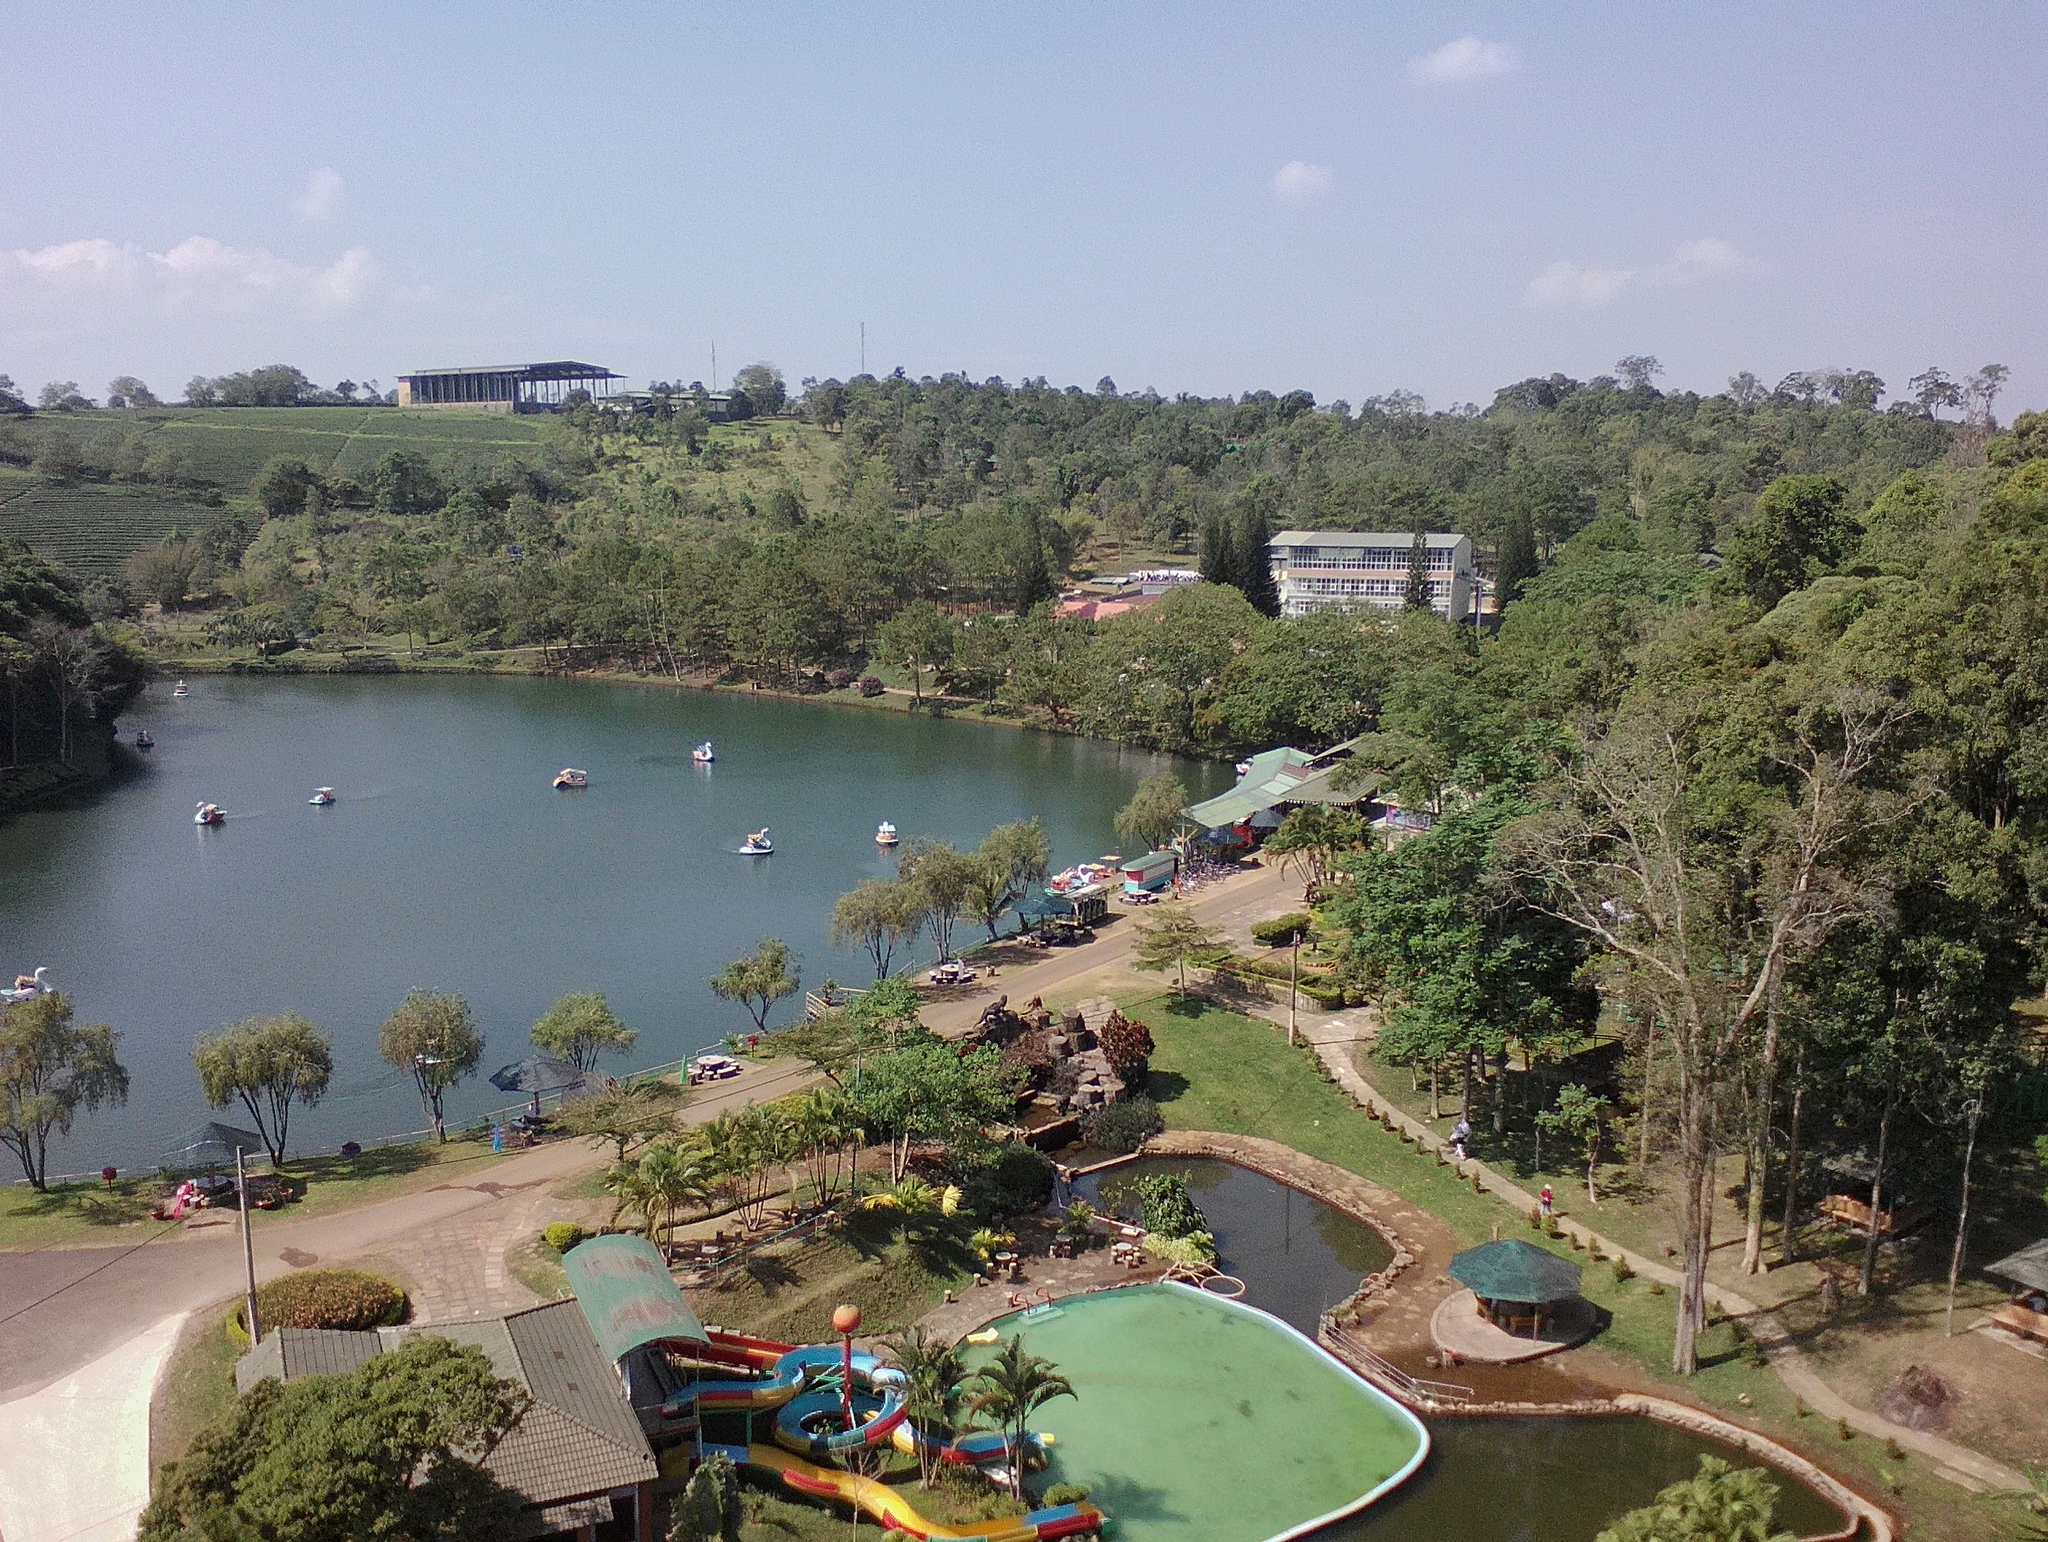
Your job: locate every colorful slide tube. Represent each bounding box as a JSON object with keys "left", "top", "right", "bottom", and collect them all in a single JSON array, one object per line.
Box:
[
  {"left": 685, "top": 1442, "right": 1104, "bottom": 1542},
  {"left": 770, "top": 1350, "right": 909, "bottom": 1456}
]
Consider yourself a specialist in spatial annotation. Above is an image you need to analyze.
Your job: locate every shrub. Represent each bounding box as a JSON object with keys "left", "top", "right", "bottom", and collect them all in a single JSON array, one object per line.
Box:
[
  {"left": 246, "top": 1269, "right": 407, "bottom": 1333},
  {"left": 1611, "top": 1257, "right": 1634, "bottom": 1283},
  {"left": 1250, "top": 913, "right": 1312, "bottom": 948},
  {"left": 1647, "top": 1280, "right": 1665, "bottom": 1295},
  {"left": 827, "top": 669, "right": 853, "bottom": 689},
  {"left": 956, "top": 1142, "right": 1054, "bottom": 1218},
  {"left": 857, "top": 676, "right": 884, "bottom": 697},
  {"left": 1096, "top": 1010, "right": 1155, "bottom": 1088},
  {"left": 542, "top": 1222, "right": 584, "bottom": 1255},
  {"left": 1082, "top": 1095, "right": 1163, "bottom": 1154},
  {"left": 1837, "top": 1418, "right": 1854, "bottom": 1441},
  {"left": 1135, "top": 1172, "right": 1206, "bottom": 1240},
  {"left": 1142, "top": 1230, "right": 1217, "bottom": 1265},
  {"left": 1528, "top": 1207, "right": 1543, "bottom": 1229},
  {"left": 1042, "top": 1484, "right": 1090, "bottom": 1507}
]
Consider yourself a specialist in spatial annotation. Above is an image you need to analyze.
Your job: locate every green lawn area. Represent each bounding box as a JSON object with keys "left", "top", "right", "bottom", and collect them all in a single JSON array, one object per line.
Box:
[
  {"left": 1122, "top": 990, "right": 2045, "bottom": 1542},
  {"left": 150, "top": 1304, "right": 242, "bottom": 1474},
  {"left": 685, "top": 1211, "right": 975, "bottom": 1346},
  {"left": 0, "top": 1133, "right": 536, "bottom": 1251}
]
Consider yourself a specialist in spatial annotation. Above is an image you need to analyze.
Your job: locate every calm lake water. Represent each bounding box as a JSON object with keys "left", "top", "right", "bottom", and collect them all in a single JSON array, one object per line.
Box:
[
  {"left": 0, "top": 676, "right": 1230, "bottom": 1175},
  {"left": 1077, "top": 1156, "right": 1394, "bottom": 1335}
]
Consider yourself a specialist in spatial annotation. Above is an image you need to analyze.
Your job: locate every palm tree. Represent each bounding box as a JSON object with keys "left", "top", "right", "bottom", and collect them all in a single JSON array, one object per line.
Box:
[
  {"left": 962, "top": 1337, "right": 1076, "bottom": 1499},
  {"left": 605, "top": 1138, "right": 711, "bottom": 1251},
  {"left": 886, "top": 1327, "right": 965, "bottom": 1488}
]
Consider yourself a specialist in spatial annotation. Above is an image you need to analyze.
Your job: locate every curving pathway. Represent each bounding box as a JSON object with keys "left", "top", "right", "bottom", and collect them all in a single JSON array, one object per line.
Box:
[{"left": 1299, "top": 1023, "right": 2033, "bottom": 1496}]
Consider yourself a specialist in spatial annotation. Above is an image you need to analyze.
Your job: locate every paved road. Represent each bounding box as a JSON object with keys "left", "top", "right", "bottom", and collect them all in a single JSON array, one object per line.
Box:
[
  {"left": 922, "top": 858, "right": 1300, "bottom": 1036},
  {"left": 0, "top": 1056, "right": 817, "bottom": 1400}
]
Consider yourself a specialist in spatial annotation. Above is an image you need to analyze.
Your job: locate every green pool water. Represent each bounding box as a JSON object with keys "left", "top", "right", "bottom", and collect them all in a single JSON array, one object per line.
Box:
[{"left": 977, "top": 1283, "right": 1428, "bottom": 1542}]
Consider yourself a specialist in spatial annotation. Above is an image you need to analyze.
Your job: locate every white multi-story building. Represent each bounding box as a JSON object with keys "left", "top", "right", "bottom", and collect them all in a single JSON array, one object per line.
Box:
[{"left": 1268, "top": 530, "right": 1475, "bottom": 621}]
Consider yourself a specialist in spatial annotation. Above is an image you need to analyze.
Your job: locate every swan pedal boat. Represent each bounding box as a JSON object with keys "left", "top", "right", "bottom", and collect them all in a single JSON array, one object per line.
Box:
[
  {"left": 693, "top": 741, "right": 716, "bottom": 764},
  {"left": 194, "top": 801, "right": 225, "bottom": 826},
  {"left": 553, "top": 768, "right": 589, "bottom": 789},
  {"left": 309, "top": 788, "right": 335, "bottom": 806},
  {"left": 739, "top": 828, "right": 773, "bottom": 855},
  {"left": 172, "top": 681, "right": 189, "bottom": 697},
  {"left": 134, "top": 730, "right": 154, "bottom": 749},
  {"left": 2, "top": 967, "right": 50, "bottom": 1004}
]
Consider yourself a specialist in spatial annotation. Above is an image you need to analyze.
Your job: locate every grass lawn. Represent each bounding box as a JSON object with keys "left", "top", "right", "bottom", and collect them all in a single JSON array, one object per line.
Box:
[
  {"left": 0, "top": 1133, "right": 532, "bottom": 1251},
  {"left": 1121, "top": 990, "right": 2047, "bottom": 1542},
  {"left": 150, "top": 1303, "right": 242, "bottom": 1474},
  {"left": 685, "top": 1211, "right": 975, "bottom": 1346},
  {"left": 506, "top": 1230, "right": 572, "bottom": 1301}
]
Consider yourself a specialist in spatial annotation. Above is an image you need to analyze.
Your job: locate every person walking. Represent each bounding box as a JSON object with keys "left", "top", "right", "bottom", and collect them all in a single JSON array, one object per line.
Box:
[
  {"left": 1450, "top": 1117, "right": 1471, "bottom": 1162},
  {"left": 1539, "top": 1184, "right": 1554, "bottom": 1219}
]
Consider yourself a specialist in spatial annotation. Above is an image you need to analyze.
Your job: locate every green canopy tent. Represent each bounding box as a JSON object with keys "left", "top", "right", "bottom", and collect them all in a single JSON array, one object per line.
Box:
[{"left": 1447, "top": 1240, "right": 1583, "bottom": 1336}]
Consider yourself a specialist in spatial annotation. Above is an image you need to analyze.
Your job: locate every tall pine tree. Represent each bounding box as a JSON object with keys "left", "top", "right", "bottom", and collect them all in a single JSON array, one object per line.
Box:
[
  {"left": 1403, "top": 527, "right": 1434, "bottom": 611},
  {"left": 1495, "top": 509, "right": 1538, "bottom": 608},
  {"left": 1234, "top": 505, "right": 1281, "bottom": 616},
  {"left": 1199, "top": 510, "right": 1239, "bottom": 588}
]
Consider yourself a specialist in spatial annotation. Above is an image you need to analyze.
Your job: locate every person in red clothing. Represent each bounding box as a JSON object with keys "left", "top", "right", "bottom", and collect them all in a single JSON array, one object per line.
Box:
[{"left": 1539, "top": 1185, "right": 1554, "bottom": 1219}]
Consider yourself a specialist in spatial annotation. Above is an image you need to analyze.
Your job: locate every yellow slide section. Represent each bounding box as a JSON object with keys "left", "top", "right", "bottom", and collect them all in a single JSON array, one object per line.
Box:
[{"left": 742, "top": 1442, "right": 1047, "bottom": 1542}]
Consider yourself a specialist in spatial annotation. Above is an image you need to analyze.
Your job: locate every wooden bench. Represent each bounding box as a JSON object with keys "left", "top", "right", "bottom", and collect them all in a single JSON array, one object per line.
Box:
[
  {"left": 1988, "top": 1300, "right": 2048, "bottom": 1344},
  {"left": 1818, "top": 1194, "right": 1929, "bottom": 1238}
]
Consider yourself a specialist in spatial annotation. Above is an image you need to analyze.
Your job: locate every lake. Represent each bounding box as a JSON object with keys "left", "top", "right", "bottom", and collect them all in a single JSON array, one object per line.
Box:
[{"left": 0, "top": 675, "right": 1230, "bottom": 1176}]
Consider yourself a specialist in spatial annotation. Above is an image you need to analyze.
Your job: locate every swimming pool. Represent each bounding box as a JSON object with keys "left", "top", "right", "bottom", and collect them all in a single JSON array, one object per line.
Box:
[{"left": 976, "top": 1283, "right": 1428, "bottom": 1542}]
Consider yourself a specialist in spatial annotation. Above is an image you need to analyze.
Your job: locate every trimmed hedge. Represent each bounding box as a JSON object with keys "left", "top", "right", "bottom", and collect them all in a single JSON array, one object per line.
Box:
[
  {"left": 542, "top": 1222, "right": 584, "bottom": 1254},
  {"left": 244, "top": 1269, "right": 408, "bottom": 1334}
]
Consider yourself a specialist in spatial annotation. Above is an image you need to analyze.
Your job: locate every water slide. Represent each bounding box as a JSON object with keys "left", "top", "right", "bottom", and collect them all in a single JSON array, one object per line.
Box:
[{"left": 687, "top": 1442, "right": 1105, "bottom": 1542}]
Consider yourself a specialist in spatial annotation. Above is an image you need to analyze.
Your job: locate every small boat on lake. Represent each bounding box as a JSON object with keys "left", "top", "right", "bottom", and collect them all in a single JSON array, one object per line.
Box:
[
  {"left": 2, "top": 967, "right": 50, "bottom": 1004},
  {"left": 309, "top": 787, "right": 335, "bottom": 806},
  {"left": 194, "top": 801, "right": 224, "bottom": 826},
  {"left": 553, "top": 768, "right": 588, "bottom": 789},
  {"left": 172, "top": 680, "right": 189, "bottom": 698},
  {"left": 692, "top": 741, "right": 715, "bottom": 764},
  {"left": 738, "top": 827, "right": 773, "bottom": 855},
  {"left": 134, "top": 730, "right": 154, "bottom": 749},
  {"left": 875, "top": 821, "right": 899, "bottom": 846}
]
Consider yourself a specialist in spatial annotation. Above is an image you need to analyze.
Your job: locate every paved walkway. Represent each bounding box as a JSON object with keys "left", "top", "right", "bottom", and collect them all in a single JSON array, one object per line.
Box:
[
  {"left": 1305, "top": 1030, "right": 2033, "bottom": 1495},
  {"left": 0, "top": 1312, "right": 185, "bottom": 1542},
  {"left": 922, "top": 859, "right": 1302, "bottom": 1037}
]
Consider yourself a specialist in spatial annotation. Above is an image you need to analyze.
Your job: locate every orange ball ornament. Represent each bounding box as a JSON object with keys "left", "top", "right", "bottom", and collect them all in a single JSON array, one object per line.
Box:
[{"left": 831, "top": 1303, "right": 863, "bottom": 1336}]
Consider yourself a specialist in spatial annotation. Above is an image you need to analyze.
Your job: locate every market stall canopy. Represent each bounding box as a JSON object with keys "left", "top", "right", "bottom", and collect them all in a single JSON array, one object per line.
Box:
[
  {"left": 1016, "top": 891, "right": 1078, "bottom": 922},
  {"left": 1448, "top": 1239, "right": 1583, "bottom": 1304},
  {"left": 1985, "top": 1240, "right": 2048, "bottom": 1293},
  {"left": 562, "top": 1234, "right": 708, "bottom": 1364},
  {"left": 160, "top": 1122, "right": 266, "bottom": 1170}
]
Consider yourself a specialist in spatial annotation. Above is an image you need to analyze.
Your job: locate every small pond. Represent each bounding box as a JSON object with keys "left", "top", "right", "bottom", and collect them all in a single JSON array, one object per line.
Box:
[
  {"left": 1067, "top": 1157, "right": 1850, "bottom": 1541},
  {"left": 1074, "top": 1156, "right": 1394, "bottom": 1335}
]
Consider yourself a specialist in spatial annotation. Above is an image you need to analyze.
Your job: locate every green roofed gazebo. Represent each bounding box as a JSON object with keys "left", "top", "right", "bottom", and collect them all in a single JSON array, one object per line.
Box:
[
  {"left": 561, "top": 1233, "right": 707, "bottom": 1365},
  {"left": 1448, "top": 1240, "right": 1583, "bottom": 1336}
]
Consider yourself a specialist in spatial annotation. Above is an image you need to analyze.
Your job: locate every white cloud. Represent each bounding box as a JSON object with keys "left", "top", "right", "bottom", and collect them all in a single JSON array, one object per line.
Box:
[
  {"left": 1645, "top": 237, "right": 1747, "bottom": 287},
  {"left": 1409, "top": 37, "right": 1520, "bottom": 86},
  {"left": 0, "top": 235, "right": 383, "bottom": 317},
  {"left": 1523, "top": 260, "right": 1636, "bottom": 311},
  {"left": 1523, "top": 238, "right": 1752, "bottom": 310},
  {"left": 293, "top": 167, "right": 345, "bottom": 223},
  {"left": 1271, "top": 161, "right": 1335, "bottom": 203}
]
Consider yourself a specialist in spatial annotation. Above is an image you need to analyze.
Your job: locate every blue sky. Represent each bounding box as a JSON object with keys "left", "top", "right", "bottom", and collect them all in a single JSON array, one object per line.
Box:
[{"left": 3, "top": 4, "right": 2043, "bottom": 414}]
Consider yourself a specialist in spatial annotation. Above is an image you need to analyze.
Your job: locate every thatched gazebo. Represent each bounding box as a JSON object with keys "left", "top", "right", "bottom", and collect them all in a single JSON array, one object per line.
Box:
[{"left": 1448, "top": 1240, "right": 1583, "bottom": 1337}]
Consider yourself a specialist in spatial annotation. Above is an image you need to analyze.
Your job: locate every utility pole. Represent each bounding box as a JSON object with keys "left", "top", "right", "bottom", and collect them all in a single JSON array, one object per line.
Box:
[
  {"left": 710, "top": 342, "right": 717, "bottom": 393},
  {"left": 859, "top": 322, "right": 865, "bottom": 377},
  {"left": 237, "top": 1146, "right": 260, "bottom": 1346}
]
